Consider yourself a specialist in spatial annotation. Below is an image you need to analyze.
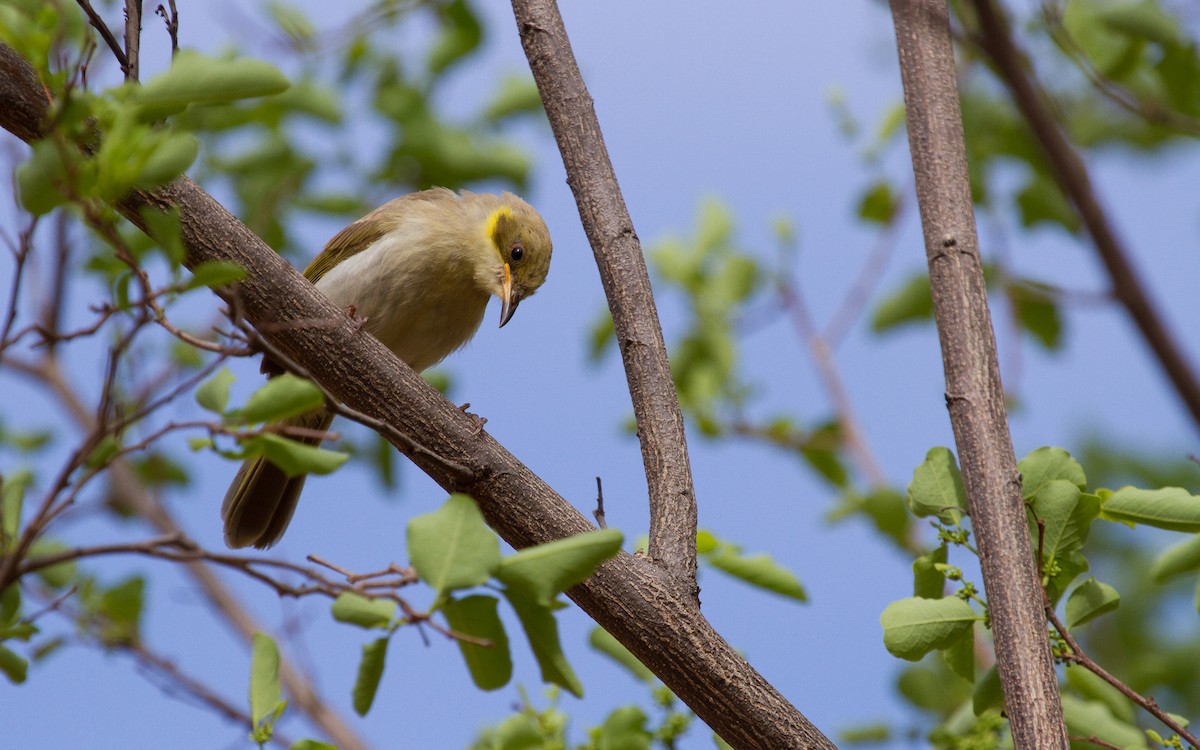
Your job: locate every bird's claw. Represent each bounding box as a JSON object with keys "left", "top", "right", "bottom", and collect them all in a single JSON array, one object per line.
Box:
[{"left": 458, "top": 402, "right": 488, "bottom": 436}]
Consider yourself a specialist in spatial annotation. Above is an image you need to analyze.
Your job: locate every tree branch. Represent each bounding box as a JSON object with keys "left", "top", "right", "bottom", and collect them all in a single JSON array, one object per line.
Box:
[
  {"left": 0, "top": 42, "right": 834, "bottom": 749},
  {"left": 969, "top": 0, "right": 1200, "bottom": 434},
  {"left": 887, "top": 1, "right": 1068, "bottom": 746},
  {"left": 508, "top": 0, "right": 699, "bottom": 595}
]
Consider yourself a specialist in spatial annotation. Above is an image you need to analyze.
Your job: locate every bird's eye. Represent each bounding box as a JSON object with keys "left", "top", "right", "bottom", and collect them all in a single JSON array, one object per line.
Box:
[{"left": 510, "top": 243, "right": 525, "bottom": 263}]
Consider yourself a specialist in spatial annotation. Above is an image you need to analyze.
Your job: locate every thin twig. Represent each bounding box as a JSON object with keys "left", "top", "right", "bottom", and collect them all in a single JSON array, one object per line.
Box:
[{"left": 593, "top": 476, "right": 606, "bottom": 529}]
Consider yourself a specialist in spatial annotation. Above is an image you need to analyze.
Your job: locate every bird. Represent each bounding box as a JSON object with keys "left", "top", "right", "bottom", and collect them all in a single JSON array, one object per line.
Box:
[{"left": 221, "top": 188, "right": 552, "bottom": 549}]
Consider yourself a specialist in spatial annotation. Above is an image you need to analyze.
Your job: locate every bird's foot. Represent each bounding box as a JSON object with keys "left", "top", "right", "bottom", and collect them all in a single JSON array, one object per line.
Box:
[
  {"left": 345, "top": 304, "right": 369, "bottom": 333},
  {"left": 458, "top": 402, "right": 488, "bottom": 436}
]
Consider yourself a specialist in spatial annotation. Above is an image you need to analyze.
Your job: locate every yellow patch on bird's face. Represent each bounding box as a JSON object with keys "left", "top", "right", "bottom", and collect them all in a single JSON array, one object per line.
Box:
[{"left": 484, "top": 206, "right": 515, "bottom": 260}]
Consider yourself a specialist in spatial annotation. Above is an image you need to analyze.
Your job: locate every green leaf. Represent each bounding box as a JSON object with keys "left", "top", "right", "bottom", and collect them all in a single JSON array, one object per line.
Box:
[
  {"left": 1015, "top": 174, "right": 1080, "bottom": 232},
  {"left": 494, "top": 529, "right": 623, "bottom": 607},
  {"left": 187, "top": 260, "right": 247, "bottom": 291},
  {"left": 906, "top": 447, "right": 967, "bottom": 522},
  {"left": 1067, "top": 659, "right": 1135, "bottom": 723},
  {"left": 16, "top": 139, "right": 74, "bottom": 215},
  {"left": 1028, "top": 480, "right": 1099, "bottom": 604},
  {"left": 331, "top": 592, "right": 396, "bottom": 629},
  {"left": 428, "top": 0, "right": 482, "bottom": 75},
  {"left": 136, "top": 50, "right": 289, "bottom": 116},
  {"left": 857, "top": 179, "right": 900, "bottom": 224},
  {"left": 484, "top": 74, "right": 543, "bottom": 123},
  {"left": 1151, "top": 534, "right": 1200, "bottom": 583},
  {"left": 407, "top": 494, "right": 500, "bottom": 595},
  {"left": 941, "top": 628, "right": 974, "bottom": 682},
  {"left": 237, "top": 374, "right": 325, "bottom": 424},
  {"left": 0, "top": 585, "right": 19, "bottom": 627},
  {"left": 195, "top": 367, "right": 235, "bottom": 414},
  {"left": 249, "top": 633, "right": 284, "bottom": 728},
  {"left": 133, "top": 131, "right": 199, "bottom": 188},
  {"left": 702, "top": 547, "right": 808, "bottom": 603},
  {"left": 85, "top": 435, "right": 121, "bottom": 469},
  {"left": 290, "top": 741, "right": 339, "bottom": 750},
  {"left": 2, "top": 470, "right": 32, "bottom": 548},
  {"left": 1019, "top": 447, "right": 1087, "bottom": 498},
  {"left": 880, "top": 596, "right": 979, "bottom": 661},
  {"left": 98, "top": 576, "right": 144, "bottom": 644},
  {"left": 596, "top": 706, "right": 652, "bottom": 750},
  {"left": 871, "top": 273, "right": 933, "bottom": 333},
  {"left": 1100, "top": 486, "right": 1200, "bottom": 532},
  {"left": 1008, "top": 281, "right": 1063, "bottom": 349},
  {"left": 0, "top": 644, "right": 28, "bottom": 684},
  {"left": 242, "top": 434, "right": 347, "bottom": 478},
  {"left": 442, "top": 595, "right": 512, "bottom": 691},
  {"left": 503, "top": 588, "right": 583, "bottom": 697},
  {"left": 1066, "top": 577, "right": 1120, "bottom": 628},
  {"left": 28, "top": 540, "right": 76, "bottom": 589},
  {"left": 352, "top": 637, "right": 388, "bottom": 716},
  {"left": 913, "top": 544, "right": 948, "bottom": 599},
  {"left": 588, "top": 626, "right": 654, "bottom": 683},
  {"left": 1060, "top": 694, "right": 1149, "bottom": 750},
  {"left": 973, "top": 666, "right": 1004, "bottom": 716}
]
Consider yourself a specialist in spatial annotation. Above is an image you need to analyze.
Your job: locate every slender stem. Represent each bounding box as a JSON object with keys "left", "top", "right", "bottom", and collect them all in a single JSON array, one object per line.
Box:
[{"left": 888, "top": 0, "right": 1068, "bottom": 746}]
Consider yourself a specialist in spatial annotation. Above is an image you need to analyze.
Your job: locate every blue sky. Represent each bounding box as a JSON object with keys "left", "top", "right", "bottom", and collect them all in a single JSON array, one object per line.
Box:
[{"left": 3, "top": 1, "right": 1199, "bottom": 748}]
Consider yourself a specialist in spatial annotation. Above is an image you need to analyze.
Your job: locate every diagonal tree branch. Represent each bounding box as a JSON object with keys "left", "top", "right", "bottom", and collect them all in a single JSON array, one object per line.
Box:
[
  {"left": 888, "top": 1, "right": 1068, "bottom": 746},
  {"left": 969, "top": 0, "right": 1200, "bottom": 434},
  {"left": 508, "top": 0, "right": 699, "bottom": 596},
  {"left": 0, "top": 43, "right": 834, "bottom": 750}
]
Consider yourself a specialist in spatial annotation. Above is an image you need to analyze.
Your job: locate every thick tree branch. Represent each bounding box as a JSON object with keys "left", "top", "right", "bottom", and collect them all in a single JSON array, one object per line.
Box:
[
  {"left": 508, "top": 0, "right": 699, "bottom": 594},
  {"left": 0, "top": 43, "right": 833, "bottom": 749},
  {"left": 887, "top": 2, "right": 1068, "bottom": 747},
  {"left": 969, "top": 0, "right": 1200, "bottom": 434}
]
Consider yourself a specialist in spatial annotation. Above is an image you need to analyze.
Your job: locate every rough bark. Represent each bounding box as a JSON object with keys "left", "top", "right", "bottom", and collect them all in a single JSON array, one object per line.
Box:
[{"left": 887, "top": 2, "right": 1069, "bottom": 747}]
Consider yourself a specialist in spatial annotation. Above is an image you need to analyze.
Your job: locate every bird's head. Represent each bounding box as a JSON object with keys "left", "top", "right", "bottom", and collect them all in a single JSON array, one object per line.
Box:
[{"left": 484, "top": 194, "right": 553, "bottom": 327}]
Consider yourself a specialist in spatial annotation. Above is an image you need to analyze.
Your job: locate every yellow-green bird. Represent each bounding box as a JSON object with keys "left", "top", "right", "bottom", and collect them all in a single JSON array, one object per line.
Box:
[{"left": 222, "top": 188, "right": 553, "bottom": 549}]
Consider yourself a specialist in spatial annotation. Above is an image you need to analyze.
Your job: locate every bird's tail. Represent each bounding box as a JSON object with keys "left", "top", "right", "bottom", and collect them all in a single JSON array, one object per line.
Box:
[{"left": 221, "top": 409, "right": 334, "bottom": 549}]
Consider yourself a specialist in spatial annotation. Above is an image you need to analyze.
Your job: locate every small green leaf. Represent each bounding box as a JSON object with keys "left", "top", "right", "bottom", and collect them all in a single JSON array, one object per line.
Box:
[
  {"left": 871, "top": 273, "right": 933, "bottom": 333},
  {"left": 0, "top": 644, "right": 28, "bottom": 684},
  {"left": 1100, "top": 486, "right": 1200, "bottom": 532},
  {"left": 0, "top": 585, "right": 19, "bottom": 627},
  {"left": 85, "top": 435, "right": 121, "bottom": 469},
  {"left": 1008, "top": 281, "right": 1063, "bottom": 349},
  {"left": 1151, "top": 534, "right": 1200, "bottom": 583},
  {"left": 16, "top": 139, "right": 73, "bottom": 215},
  {"left": 588, "top": 626, "right": 654, "bottom": 683},
  {"left": 2, "top": 470, "right": 32, "bottom": 547},
  {"left": 249, "top": 633, "right": 284, "bottom": 727},
  {"left": 136, "top": 50, "right": 289, "bottom": 116},
  {"left": 494, "top": 529, "right": 623, "bottom": 607},
  {"left": 703, "top": 547, "right": 807, "bottom": 603},
  {"left": 880, "top": 596, "right": 978, "bottom": 661},
  {"left": 187, "top": 260, "right": 247, "bottom": 291},
  {"left": 1019, "top": 447, "right": 1087, "bottom": 498},
  {"left": 503, "top": 588, "right": 583, "bottom": 697},
  {"left": 596, "top": 706, "right": 652, "bottom": 750},
  {"left": 906, "top": 447, "right": 967, "bottom": 522},
  {"left": 134, "top": 131, "right": 199, "bottom": 188},
  {"left": 1029, "top": 480, "right": 1099, "bottom": 604},
  {"left": 352, "top": 637, "right": 388, "bottom": 716},
  {"left": 28, "top": 540, "right": 76, "bottom": 589},
  {"left": 913, "top": 544, "right": 948, "bottom": 599},
  {"left": 941, "top": 628, "right": 974, "bottom": 682},
  {"left": 1015, "top": 174, "right": 1079, "bottom": 232},
  {"left": 973, "top": 666, "right": 1004, "bottom": 716},
  {"left": 1060, "top": 694, "right": 1148, "bottom": 749},
  {"left": 442, "top": 595, "right": 512, "bottom": 691},
  {"left": 1066, "top": 577, "right": 1120, "bottom": 628},
  {"left": 195, "top": 367, "right": 235, "bottom": 414},
  {"left": 407, "top": 494, "right": 500, "bottom": 595},
  {"left": 242, "top": 434, "right": 348, "bottom": 478},
  {"left": 237, "top": 374, "right": 325, "bottom": 424},
  {"left": 857, "top": 180, "right": 900, "bottom": 224},
  {"left": 290, "top": 741, "right": 339, "bottom": 750},
  {"left": 331, "top": 593, "right": 396, "bottom": 629}
]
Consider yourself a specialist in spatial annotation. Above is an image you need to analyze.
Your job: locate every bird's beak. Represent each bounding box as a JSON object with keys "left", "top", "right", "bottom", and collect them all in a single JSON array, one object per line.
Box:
[{"left": 498, "top": 263, "right": 519, "bottom": 328}]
